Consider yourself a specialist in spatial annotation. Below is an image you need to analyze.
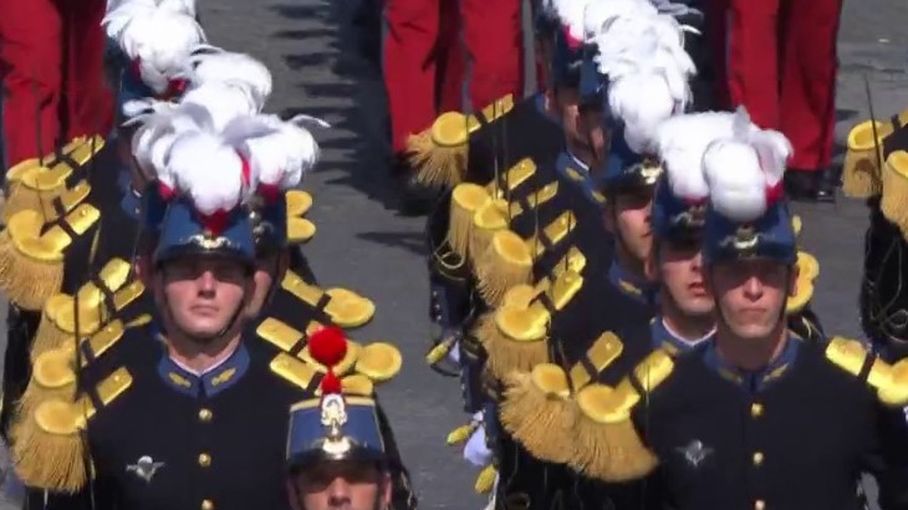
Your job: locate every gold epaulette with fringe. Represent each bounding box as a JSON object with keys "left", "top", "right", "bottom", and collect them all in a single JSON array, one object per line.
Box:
[
  {"left": 280, "top": 270, "right": 376, "bottom": 328},
  {"left": 446, "top": 158, "right": 545, "bottom": 266},
  {"left": 407, "top": 94, "right": 515, "bottom": 189},
  {"left": 285, "top": 190, "right": 316, "bottom": 244},
  {"left": 497, "top": 331, "right": 631, "bottom": 465},
  {"left": 569, "top": 349, "right": 674, "bottom": 482},
  {"left": 473, "top": 208, "right": 576, "bottom": 307},
  {"left": 261, "top": 318, "right": 403, "bottom": 388},
  {"left": 881, "top": 150, "right": 908, "bottom": 240},
  {"left": 0, "top": 201, "right": 101, "bottom": 310},
  {"left": 4, "top": 136, "right": 105, "bottom": 223},
  {"left": 32, "top": 258, "right": 143, "bottom": 360},
  {"left": 825, "top": 336, "right": 908, "bottom": 407},
  {"left": 842, "top": 110, "right": 908, "bottom": 199},
  {"left": 478, "top": 269, "right": 584, "bottom": 381},
  {"left": 12, "top": 364, "right": 131, "bottom": 492}
]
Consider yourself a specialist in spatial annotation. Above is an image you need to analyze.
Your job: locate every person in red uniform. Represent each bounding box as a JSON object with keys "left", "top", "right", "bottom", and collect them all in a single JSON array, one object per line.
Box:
[
  {"left": 0, "top": 0, "right": 113, "bottom": 170},
  {"left": 709, "top": 0, "right": 842, "bottom": 201},
  {"left": 383, "top": 0, "right": 524, "bottom": 174}
]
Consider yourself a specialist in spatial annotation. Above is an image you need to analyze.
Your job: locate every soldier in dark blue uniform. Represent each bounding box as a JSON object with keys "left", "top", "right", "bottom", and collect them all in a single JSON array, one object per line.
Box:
[
  {"left": 284, "top": 329, "right": 400, "bottom": 510},
  {"left": 843, "top": 107, "right": 908, "bottom": 361},
  {"left": 579, "top": 113, "right": 908, "bottom": 509}
]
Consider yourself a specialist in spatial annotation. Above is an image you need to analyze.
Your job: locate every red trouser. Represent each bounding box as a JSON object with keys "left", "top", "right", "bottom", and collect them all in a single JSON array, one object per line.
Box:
[
  {"left": 712, "top": 0, "right": 842, "bottom": 170},
  {"left": 0, "top": 0, "right": 113, "bottom": 167},
  {"left": 384, "top": 0, "right": 524, "bottom": 155}
]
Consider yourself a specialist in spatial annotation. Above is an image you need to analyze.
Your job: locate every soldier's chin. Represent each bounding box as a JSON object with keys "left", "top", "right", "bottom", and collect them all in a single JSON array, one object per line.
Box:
[{"left": 182, "top": 320, "right": 230, "bottom": 343}]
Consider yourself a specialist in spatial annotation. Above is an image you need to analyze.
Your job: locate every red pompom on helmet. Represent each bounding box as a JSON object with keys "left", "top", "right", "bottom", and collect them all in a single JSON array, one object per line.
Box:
[{"left": 309, "top": 326, "right": 348, "bottom": 395}]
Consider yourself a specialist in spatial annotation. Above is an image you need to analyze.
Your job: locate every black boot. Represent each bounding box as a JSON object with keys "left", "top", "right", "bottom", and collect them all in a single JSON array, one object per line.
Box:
[{"left": 784, "top": 168, "right": 837, "bottom": 203}]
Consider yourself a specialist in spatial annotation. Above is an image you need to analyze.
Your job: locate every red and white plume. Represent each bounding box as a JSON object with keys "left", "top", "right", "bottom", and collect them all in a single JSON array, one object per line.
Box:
[
  {"left": 182, "top": 45, "right": 273, "bottom": 113},
  {"left": 702, "top": 107, "right": 793, "bottom": 222},
  {"left": 589, "top": 4, "right": 697, "bottom": 155},
  {"left": 655, "top": 111, "right": 736, "bottom": 202},
  {"left": 104, "top": 0, "right": 205, "bottom": 96},
  {"left": 222, "top": 113, "right": 324, "bottom": 202},
  {"left": 130, "top": 91, "right": 323, "bottom": 217},
  {"left": 551, "top": 0, "right": 596, "bottom": 42}
]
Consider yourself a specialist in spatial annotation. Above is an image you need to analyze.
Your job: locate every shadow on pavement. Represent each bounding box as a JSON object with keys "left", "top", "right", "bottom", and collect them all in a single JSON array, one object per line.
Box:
[{"left": 271, "top": 1, "right": 417, "bottom": 227}]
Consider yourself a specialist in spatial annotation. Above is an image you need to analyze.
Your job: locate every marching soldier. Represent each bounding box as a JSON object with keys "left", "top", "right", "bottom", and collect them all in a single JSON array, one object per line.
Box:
[
  {"left": 576, "top": 112, "right": 908, "bottom": 509},
  {"left": 842, "top": 106, "right": 908, "bottom": 360},
  {"left": 284, "top": 332, "right": 408, "bottom": 510}
]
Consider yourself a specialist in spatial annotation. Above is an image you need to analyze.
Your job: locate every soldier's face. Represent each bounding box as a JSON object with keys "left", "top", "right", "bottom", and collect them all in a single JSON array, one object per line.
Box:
[
  {"left": 605, "top": 191, "right": 654, "bottom": 265},
  {"left": 288, "top": 460, "right": 391, "bottom": 510},
  {"left": 708, "top": 259, "right": 796, "bottom": 341},
  {"left": 552, "top": 88, "right": 606, "bottom": 168},
  {"left": 156, "top": 255, "right": 251, "bottom": 340},
  {"left": 652, "top": 240, "right": 714, "bottom": 318}
]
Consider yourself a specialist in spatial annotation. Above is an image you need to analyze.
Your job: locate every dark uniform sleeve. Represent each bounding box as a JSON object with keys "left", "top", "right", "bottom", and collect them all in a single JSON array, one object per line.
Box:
[{"left": 868, "top": 403, "right": 908, "bottom": 509}]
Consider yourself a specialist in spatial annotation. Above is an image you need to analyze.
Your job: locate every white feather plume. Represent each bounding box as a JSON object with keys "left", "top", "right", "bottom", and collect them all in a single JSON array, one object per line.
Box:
[
  {"left": 702, "top": 107, "right": 792, "bottom": 222},
  {"left": 168, "top": 131, "right": 247, "bottom": 215},
  {"left": 582, "top": 0, "right": 656, "bottom": 39},
  {"left": 104, "top": 1, "right": 205, "bottom": 94},
  {"left": 222, "top": 114, "right": 322, "bottom": 192},
  {"left": 182, "top": 46, "right": 273, "bottom": 112},
  {"left": 129, "top": 93, "right": 322, "bottom": 214},
  {"left": 590, "top": 8, "right": 696, "bottom": 154},
  {"left": 655, "top": 111, "right": 735, "bottom": 201},
  {"left": 106, "top": 0, "right": 196, "bottom": 18},
  {"left": 552, "top": 0, "right": 593, "bottom": 40}
]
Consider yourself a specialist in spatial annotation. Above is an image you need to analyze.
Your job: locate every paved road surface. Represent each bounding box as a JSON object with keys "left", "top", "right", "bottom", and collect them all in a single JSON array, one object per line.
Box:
[{"left": 2, "top": 0, "right": 908, "bottom": 508}]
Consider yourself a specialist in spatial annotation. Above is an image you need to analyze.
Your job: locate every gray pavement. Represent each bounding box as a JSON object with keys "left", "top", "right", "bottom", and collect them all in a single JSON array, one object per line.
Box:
[{"left": 2, "top": 0, "right": 908, "bottom": 508}]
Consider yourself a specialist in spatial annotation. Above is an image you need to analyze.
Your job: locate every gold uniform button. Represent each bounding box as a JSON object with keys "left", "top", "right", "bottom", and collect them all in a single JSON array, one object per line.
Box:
[
  {"left": 750, "top": 403, "right": 764, "bottom": 418},
  {"left": 201, "top": 500, "right": 215, "bottom": 510},
  {"left": 754, "top": 499, "right": 766, "bottom": 510},
  {"left": 198, "top": 408, "right": 213, "bottom": 423},
  {"left": 752, "top": 451, "right": 765, "bottom": 466},
  {"left": 198, "top": 453, "right": 212, "bottom": 468}
]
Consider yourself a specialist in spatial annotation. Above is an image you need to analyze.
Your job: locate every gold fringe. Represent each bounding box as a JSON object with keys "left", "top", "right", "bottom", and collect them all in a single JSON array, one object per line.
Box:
[
  {"left": 475, "top": 230, "right": 532, "bottom": 307},
  {"left": 474, "top": 312, "right": 548, "bottom": 382},
  {"left": 0, "top": 233, "right": 64, "bottom": 311},
  {"left": 447, "top": 184, "right": 490, "bottom": 260},
  {"left": 10, "top": 399, "right": 87, "bottom": 492},
  {"left": 32, "top": 313, "right": 71, "bottom": 362},
  {"left": 474, "top": 465, "right": 497, "bottom": 494},
  {"left": 499, "top": 371, "right": 575, "bottom": 465},
  {"left": 571, "top": 411, "right": 658, "bottom": 482},
  {"left": 881, "top": 151, "right": 908, "bottom": 239},
  {"left": 3, "top": 186, "right": 64, "bottom": 225},
  {"left": 468, "top": 200, "right": 509, "bottom": 270},
  {"left": 407, "top": 130, "right": 468, "bottom": 189},
  {"left": 841, "top": 120, "right": 892, "bottom": 198}
]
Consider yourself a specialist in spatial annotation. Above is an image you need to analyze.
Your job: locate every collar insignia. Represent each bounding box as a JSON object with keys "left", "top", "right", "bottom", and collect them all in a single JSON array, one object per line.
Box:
[
  {"left": 126, "top": 456, "right": 165, "bottom": 483},
  {"left": 675, "top": 439, "right": 713, "bottom": 468}
]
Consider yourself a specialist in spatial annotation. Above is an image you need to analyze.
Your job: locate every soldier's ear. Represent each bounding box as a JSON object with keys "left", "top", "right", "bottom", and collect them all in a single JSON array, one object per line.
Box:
[
  {"left": 644, "top": 244, "right": 660, "bottom": 283},
  {"left": 286, "top": 479, "right": 304, "bottom": 510},
  {"left": 379, "top": 472, "right": 392, "bottom": 508}
]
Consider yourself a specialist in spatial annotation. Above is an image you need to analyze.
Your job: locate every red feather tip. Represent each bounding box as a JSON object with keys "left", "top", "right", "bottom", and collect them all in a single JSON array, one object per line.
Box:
[
  {"left": 765, "top": 181, "right": 784, "bottom": 206},
  {"left": 162, "top": 78, "right": 188, "bottom": 100},
  {"left": 309, "top": 326, "right": 348, "bottom": 369},
  {"left": 200, "top": 209, "right": 229, "bottom": 237},
  {"left": 257, "top": 183, "right": 282, "bottom": 204},
  {"left": 158, "top": 182, "right": 175, "bottom": 201}
]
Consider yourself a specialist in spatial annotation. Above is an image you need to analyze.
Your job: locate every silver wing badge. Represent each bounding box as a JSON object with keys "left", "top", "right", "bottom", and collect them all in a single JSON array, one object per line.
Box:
[
  {"left": 126, "top": 455, "right": 165, "bottom": 483},
  {"left": 675, "top": 439, "right": 713, "bottom": 468}
]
